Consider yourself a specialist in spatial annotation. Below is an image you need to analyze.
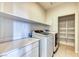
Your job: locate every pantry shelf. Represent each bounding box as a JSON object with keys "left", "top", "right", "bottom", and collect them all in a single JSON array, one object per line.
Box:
[{"left": 58, "top": 14, "right": 75, "bottom": 47}]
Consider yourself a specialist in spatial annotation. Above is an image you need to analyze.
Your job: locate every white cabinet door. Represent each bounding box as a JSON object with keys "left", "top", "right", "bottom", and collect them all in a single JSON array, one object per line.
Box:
[
  {"left": 23, "top": 41, "right": 39, "bottom": 57},
  {"left": 31, "top": 47, "right": 39, "bottom": 57},
  {"left": 12, "top": 3, "right": 30, "bottom": 19},
  {"left": 12, "top": 3, "right": 45, "bottom": 24},
  {"left": 47, "top": 36, "right": 54, "bottom": 57},
  {"left": 0, "top": 3, "right": 13, "bottom": 14},
  {"left": 2, "top": 49, "right": 21, "bottom": 57},
  {"left": 0, "top": 3, "right": 46, "bottom": 25},
  {"left": 23, "top": 47, "right": 39, "bottom": 57},
  {"left": 45, "top": 12, "right": 53, "bottom": 25},
  {"left": 1, "top": 41, "right": 39, "bottom": 57},
  {"left": 0, "top": 3, "right": 29, "bottom": 19}
]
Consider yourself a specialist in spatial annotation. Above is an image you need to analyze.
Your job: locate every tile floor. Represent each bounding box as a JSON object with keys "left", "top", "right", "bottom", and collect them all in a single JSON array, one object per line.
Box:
[{"left": 54, "top": 44, "right": 79, "bottom": 57}]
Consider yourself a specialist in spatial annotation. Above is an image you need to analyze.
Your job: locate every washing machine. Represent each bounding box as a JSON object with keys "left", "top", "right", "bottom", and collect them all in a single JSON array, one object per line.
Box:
[{"left": 32, "top": 30, "right": 54, "bottom": 57}]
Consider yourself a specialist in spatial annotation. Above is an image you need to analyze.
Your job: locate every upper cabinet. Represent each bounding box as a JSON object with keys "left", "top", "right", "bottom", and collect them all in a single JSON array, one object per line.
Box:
[
  {"left": 13, "top": 3, "right": 46, "bottom": 24},
  {"left": 0, "top": 3, "right": 47, "bottom": 25},
  {"left": 0, "top": 3, "right": 13, "bottom": 14},
  {"left": 45, "top": 11, "right": 53, "bottom": 25},
  {"left": 12, "top": 3, "right": 30, "bottom": 20},
  {"left": 27, "top": 3, "right": 45, "bottom": 24}
]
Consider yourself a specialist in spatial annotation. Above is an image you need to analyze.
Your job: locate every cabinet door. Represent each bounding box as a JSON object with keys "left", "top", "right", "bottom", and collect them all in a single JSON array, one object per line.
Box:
[
  {"left": 13, "top": 3, "right": 29, "bottom": 19},
  {"left": 13, "top": 3, "right": 45, "bottom": 24},
  {"left": 23, "top": 46, "right": 39, "bottom": 57},
  {"left": 47, "top": 36, "right": 54, "bottom": 57},
  {"left": 2, "top": 49, "right": 21, "bottom": 57},
  {"left": 23, "top": 41, "right": 39, "bottom": 57},
  {"left": 0, "top": 3, "right": 13, "bottom": 14}
]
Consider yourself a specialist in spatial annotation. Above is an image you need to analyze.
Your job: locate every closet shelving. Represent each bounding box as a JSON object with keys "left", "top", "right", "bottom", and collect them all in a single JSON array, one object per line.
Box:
[
  {"left": 58, "top": 14, "right": 75, "bottom": 47},
  {"left": 60, "top": 32, "right": 74, "bottom": 35}
]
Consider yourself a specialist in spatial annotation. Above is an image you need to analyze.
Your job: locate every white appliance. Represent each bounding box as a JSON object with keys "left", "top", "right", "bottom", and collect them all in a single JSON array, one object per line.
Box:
[
  {"left": 32, "top": 30, "right": 54, "bottom": 57},
  {"left": 52, "top": 33, "right": 59, "bottom": 54}
]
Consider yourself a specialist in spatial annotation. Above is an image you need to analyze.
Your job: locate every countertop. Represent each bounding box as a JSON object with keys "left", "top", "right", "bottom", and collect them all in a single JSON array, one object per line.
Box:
[{"left": 0, "top": 37, "right": 40, "bottom": 55}]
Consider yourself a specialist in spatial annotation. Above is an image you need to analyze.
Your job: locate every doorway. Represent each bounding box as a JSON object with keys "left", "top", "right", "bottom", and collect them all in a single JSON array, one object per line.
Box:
[{"left": 57, "top": 14, "right": 76, "bottom": 56}]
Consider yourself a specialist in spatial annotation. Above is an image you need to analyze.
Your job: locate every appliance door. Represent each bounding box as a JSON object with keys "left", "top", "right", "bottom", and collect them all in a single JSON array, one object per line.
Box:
[
  {"left": 39, "top": 37, "right": 47, "bottom": 57},
  {"left": 32, "top": 32, "right": 54, "bottom": 57},
  {"left": 39, "top": 36, "right": 54, "bottom": 57},
  {"left": 47, "top": 35, "right": 54, "bottom": 57}
]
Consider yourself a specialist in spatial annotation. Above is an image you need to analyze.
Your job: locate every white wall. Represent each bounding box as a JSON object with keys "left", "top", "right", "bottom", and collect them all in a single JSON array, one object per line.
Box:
[
  {"left": 0, "top": 16, "right": 13, "bottom": 42},
  {"left": 31, "top": 23, "right": 49, "bottom": 31},
  {"left": 75, "top": 3, "right": 79, "bottom": 53},
  {"left": 13, "top": 21, "right": 31, "bottom": 40}
]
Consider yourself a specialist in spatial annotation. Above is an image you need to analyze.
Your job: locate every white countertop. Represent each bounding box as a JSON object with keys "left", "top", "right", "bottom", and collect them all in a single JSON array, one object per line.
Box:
[{"left": 0, "top": 37, "right": 40, "bottom": 55}]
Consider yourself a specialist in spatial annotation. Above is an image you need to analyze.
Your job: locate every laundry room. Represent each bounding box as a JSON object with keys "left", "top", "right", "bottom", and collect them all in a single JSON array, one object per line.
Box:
[{"left": 0, "top": 1, "right": 79, "bottom": 57}]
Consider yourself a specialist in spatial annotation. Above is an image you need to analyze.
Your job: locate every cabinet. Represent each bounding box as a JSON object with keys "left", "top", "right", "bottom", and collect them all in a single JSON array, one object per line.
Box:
[
  {"left": 0, "top": 3, "right": 13, "bottom": 14},
  {"left": 0, "top": 3, "right": 47, "bottom": 25},
  {"left": 45, "top": 11, "right": 53, "bottom": 25},
  {"left": 0, "top": 16, "right": 13, "bottom": 42},
  {"left": 22, "top": 41, "right": 39, "bottom": 57},
  {"left": 1, "top": 41, "right": 39, "bottom": 57},
  {"left": 2, "top": 49, "right": 21, "bottom": 57},
  {"left": 58, "top": 14, "right": 75, "bottom": 47},
  {"left": 23, "top": 47, "right": 39, "bottom": 57},
  {"left": 12, "top": 3, "right": 45, "bottom": 24},
  {"left": 12, "top": 3, "right": 30, "bottom": 19}
]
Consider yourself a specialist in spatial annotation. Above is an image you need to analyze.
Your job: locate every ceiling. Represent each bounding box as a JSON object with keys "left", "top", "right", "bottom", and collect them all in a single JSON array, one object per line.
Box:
[{"left": 37, "top": 2, "right": 63, "bottom": 10}]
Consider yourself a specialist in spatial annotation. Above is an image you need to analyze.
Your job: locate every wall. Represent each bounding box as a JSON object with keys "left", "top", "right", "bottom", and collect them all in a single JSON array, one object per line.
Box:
[
  {"left": 76, "top": 3, "right": 79, "bottom": 53},
  {"left": 31, "top": 23, "right": 49, "bottom": 31},
  {"left": 0, "top": 16, "right": 48, "bottom": 42},
  {"left": 0, "top": 16, "right": 13, "bottom": 42},
  {"left": 13, "top": 21, "right": 31, "bottom": 40},
  {"left": 46, "top": 3, "right": 79, "bottom": 53},
  {"left": 47, "top": 3, "right": 77, "bottom": 33}
]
